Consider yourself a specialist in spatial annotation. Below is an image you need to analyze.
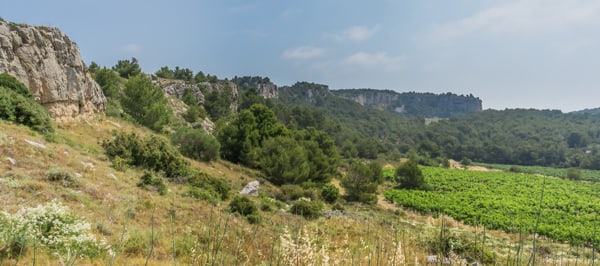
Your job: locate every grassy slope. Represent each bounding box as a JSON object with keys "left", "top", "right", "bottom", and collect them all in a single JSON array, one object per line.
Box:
[{"left": 1, "top": 117, "right": 591, "bottom": 265}]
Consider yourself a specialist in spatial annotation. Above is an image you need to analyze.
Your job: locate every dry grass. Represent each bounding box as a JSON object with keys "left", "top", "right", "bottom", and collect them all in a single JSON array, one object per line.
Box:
[{"left": 0, "top": 117, "right": 596, "bottom": 265}]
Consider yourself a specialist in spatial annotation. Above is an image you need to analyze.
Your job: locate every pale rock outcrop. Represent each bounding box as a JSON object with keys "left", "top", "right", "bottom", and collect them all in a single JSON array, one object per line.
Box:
[
  {"left": 0, "top": 21, "right": 106, "bottom": 122},
  {"left": 155, "top": 78, "right": 204, "bottom": 105},
  {"left": 199, "top": 81, "right": 239, "bottom": 112},
  {"left": 240, "top": 180, "right": 260, "bottom": 196}
]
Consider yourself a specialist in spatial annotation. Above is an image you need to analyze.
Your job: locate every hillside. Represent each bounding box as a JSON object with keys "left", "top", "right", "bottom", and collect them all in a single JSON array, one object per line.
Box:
[
  {"left": 2, "top": 119, "right": 596, "bottom": 265},
  {"left": 332, "top": 89, "right": 482, "bottom": 118},
  {"left": 5, "top": 18, "right": 600, "bottom": 265}
]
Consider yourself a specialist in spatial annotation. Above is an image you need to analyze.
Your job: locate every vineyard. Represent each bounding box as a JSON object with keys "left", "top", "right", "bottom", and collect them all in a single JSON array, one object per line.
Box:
[
  {"left": 475, "top": 163, "right": 600, "bottom": 182},
  {"left": 385, "top": 167, "right": 600, "bottom": 244}
]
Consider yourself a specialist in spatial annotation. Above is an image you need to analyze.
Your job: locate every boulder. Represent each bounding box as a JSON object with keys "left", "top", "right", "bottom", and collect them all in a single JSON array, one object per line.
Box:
[{"left": 240, "top": 180, "right": 259, "bottom": 196}]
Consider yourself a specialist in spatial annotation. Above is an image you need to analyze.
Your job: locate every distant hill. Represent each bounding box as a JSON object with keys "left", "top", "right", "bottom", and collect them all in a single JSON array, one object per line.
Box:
[
  {"left": 574, "top": 107, "right": 600, "bottom": 115},
  {"left": 332, "top": 89, "right": 482, "bottom": 118}
]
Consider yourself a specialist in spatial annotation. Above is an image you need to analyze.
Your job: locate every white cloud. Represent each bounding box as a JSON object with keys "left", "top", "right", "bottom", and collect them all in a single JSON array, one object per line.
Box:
[
  {"left": 123, "top": 43, "right": 142, "bottom": 54},
  {"left": 343, "top": 51, "right": 405, "bottom": 71},
  {"left": 329, "top": 25, "right": 381, "bottom": 42},
  {"left": 432, "top": 0, "right": 600, "bottom": 39},
  {"left": 282, "top": 46, "right": 325, "bottom": 60}
]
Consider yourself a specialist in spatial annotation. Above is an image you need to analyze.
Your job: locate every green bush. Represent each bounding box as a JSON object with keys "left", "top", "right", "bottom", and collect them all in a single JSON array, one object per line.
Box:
[
  {"left": 342, "top": 160, "right": 381, "bottom": 204},
  {"left": 395, "top": 160, "right": 426, "bottom": 190},
  {"left": 46, "top": 167, "right": 79, "bottom": 188},
  {"left": 184, "top": 187, "right": 219, "bottom": 205},
  {"left": 111, "top": 156, "right": 128, "bottom": 171},
  {"left": 320, "top": 183, "right": 339, "bottom": 203},
  {"left": 0, "top": 79, "right": 53, "bottom": 133},
  {"left": 186, "top": 171, "right": 231, "bottom": 201},
  {"left": 101, "top": 131, "right": 190, "bottom": 178},
  {"left": 229, "top": 196, "right": 260, "bottom": 224},
  {"left": 171, "top": 126, "right": 220, "bottom": 162},
  {"left": 276, "top": 184, "right": 309, "bottom": 202},
  {"left": 137, "top": 171, "right": 167, "bottom": 195},
  {"left": 0, "top": 73, "right": 32, "bottom": 97},
  {"left": 290, "top": 198, "right": 323, "bottom": 219}
]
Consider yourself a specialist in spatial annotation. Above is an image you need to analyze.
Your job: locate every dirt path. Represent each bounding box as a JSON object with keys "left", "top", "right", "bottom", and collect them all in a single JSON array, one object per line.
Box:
[{"left": 377, "top": 194, "right": 398, "bottom": 211}]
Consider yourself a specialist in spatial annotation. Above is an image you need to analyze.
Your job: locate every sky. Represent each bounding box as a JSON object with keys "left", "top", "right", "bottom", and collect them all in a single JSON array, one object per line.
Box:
[{"left": 3, "top": 0, "right": 600, "bottom": 112}]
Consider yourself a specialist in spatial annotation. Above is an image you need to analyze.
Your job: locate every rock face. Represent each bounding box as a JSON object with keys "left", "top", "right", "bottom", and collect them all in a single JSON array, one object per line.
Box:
[
  {"left": 0, "top": 21, "right": 106, "bottom": 122},
  {"left": 232, "top": 76, "right": 278, "bottom": 98},
  {"left": 333, "top": 89, "right": 482, "bottom": 118},
  {"left": 156, "top": 78, "right": 204, "bottom": 105},
  {"left": 199, "top": 81, "right": 239, "bottom": 112}
]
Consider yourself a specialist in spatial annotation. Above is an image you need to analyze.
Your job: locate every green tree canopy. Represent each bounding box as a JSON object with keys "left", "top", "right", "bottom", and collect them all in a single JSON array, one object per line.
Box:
[
  {"left": 218, "top": 104, "right": 287, "bottom": 166},
  {"left": 259, "top": 136, "right": 310, "bottom": 185},
  {"left": 155, "top": 66, "right": 175, "bottom": 79},
  {"left": 112, "top": 58, "right": 142, "bottom": 78},
  {"left": 395, "top": 160, "right": 426, "bottom": 189},
  {"left": 121, "top": 75, "right": 173, "bottom": 131},
  {"left": 93, "top": 68, "right": 121, "bottom": 98},
  {"left": 342, "top": 160, "right": 382, "bottom": 204}
]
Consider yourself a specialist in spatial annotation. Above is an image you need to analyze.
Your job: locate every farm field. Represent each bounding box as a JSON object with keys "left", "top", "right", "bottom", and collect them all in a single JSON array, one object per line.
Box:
[
  {"left": 475, "top": 163, "right": 600, "bottom": 182},
  {"left": 385, "top": 167, "right": 600, "bottom": 244}
]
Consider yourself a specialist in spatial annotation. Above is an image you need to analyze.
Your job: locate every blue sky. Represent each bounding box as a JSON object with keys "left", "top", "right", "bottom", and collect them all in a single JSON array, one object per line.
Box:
[{"left": 3, "top": 0, "right": 600, "bottom": 111}]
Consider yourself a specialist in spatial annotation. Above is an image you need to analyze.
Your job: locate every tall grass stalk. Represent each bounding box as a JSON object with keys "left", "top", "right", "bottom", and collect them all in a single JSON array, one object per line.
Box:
[
  {"left": 144, "top": 207, "right": 156, "bottom": 266},
  {"left": 109, "top": 206, "right": 132, "bottom": 266},
  {"left": 529, "top": 176, "right": 547, "bottom": 266},
  {"left": 170, "top": 195, "right": 176, "bottom": 266}
]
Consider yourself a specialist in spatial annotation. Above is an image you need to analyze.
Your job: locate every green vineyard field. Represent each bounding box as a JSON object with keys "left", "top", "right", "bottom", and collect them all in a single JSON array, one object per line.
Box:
[{"left": 385, "top": 167, "right": 600, "bottom": 244}]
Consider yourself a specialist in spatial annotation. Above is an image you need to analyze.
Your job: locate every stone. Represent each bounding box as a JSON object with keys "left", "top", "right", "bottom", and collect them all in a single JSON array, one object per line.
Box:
[
  {"left": 24, "top": 139, "right": 46, "bottom": 149},
  {"left": 80, "top": 161, "right": 95, "bottom": 172},
  {"left": 6, "top": 156, "right": 16, "bottom": 166},
  {"left": 323, "top": 210, "right": 344, "bottom": 219},
  {"left": 0, "top": 21, "right": 106, "bottom": 122},
  {"left": 108, "top": 173, "right": 118, "bottom": 180},
  {"left": 240, "top": 180, "right": 259, "bottom": 196}
]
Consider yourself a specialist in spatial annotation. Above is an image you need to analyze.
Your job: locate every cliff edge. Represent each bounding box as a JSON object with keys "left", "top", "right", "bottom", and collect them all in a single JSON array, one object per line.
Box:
[{"left": 0, "top": 20, "right": 105, "bottom": 122}]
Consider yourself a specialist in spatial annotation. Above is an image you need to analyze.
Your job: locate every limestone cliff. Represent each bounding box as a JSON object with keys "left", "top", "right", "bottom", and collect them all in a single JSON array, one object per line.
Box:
[
  {"left": 232, "top": 76, "right": 278, "bottom": 99},
  {"left": 0, "top": 21, "right": 106, "bottom": 122},
  {"left": 199, "top": 80, "right": 239, "bottom": 112},
  {"left": 155, "top": 78, "right": 205, "bottom": 105},
  {"left": 332, "top": 89, "right": 482, "bottom": 118}
]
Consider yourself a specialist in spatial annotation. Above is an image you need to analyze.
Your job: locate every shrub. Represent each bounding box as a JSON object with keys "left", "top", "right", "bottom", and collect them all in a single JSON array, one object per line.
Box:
[
  {"left": 0, "top": 79, "right": 53, "bottom": 133},
  {"left": 184, "top": 187, "right": 219, "bottom": 205},
  {"left": 229, "top": 196, "right": 260, "bottom": 224},
  {"left": 320, "top": 183, "right": 339, "bottom": 203},
  {"left": 342, "top": 160, "right": 381, "bottom": 204},
  {"left": 290, "top": 198, "right": 323, "bottom": 219},
  {"left": 46, "top": 167, "right": 79, "bottom": 188},
  {"left": 137, "top": 171, "right": 167, "bottom": 195},
  {"left": 276, "top": 184, "right": 306, "bottom": 202},
  {"left": 101, "top": 131, "right": 190, "bottom": 179},
  {"left": 566, "top": 168, "right": 582, "bottom": 180},
  {"left": 187, "top": 171, "right": 231, "bottom": 200},
  {"left": 111, "top": 156, "right": 128, "bottom": 171},
  {"left": 395, "top": 160, "right": 426, "bottom": 190},
  {"left": 0, "top": 200, "right": 110, "bottom": 262},
  {"left": 0, "top": 73, "right": 32, "bottom": 97},
  {"left": 171, "top": 126, "right": 220, "bottom": 162}
]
